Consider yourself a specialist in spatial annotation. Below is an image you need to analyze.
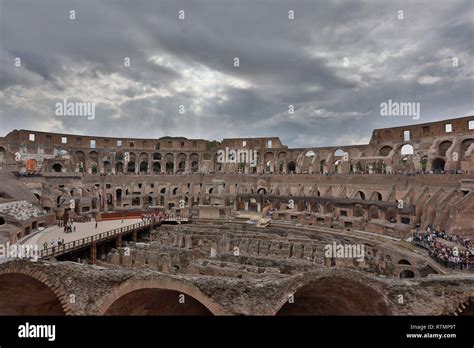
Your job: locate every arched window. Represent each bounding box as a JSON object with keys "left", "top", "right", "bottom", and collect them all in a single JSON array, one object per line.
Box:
[{"left": 400, "top": 144, "right": 414, "bottom": 155}]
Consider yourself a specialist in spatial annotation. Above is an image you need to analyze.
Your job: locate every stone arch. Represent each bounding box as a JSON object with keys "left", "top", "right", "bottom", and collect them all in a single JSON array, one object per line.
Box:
[
  {"left": 152, "top": 153, "right": 162, "bottom": 161},
  {"left": 334, "top": 148, "right": 345, "bottom": 157},
  {"left": 277, "top": 151, "right": 287, "bottom": 172},
  {"left": 166, "top": 161, "right": 174, "bottom": 174},
  {"left": 88, "top": 151, "right": 99, "bottom": 174},
  {"left": 323, "top": 201, "right": 333, "bottom": 214},
  {"left": 115, "top": 162, "right": 124, "bottom": 174},
  {"left": 399, "top": 270, "right": 415, "bottom": 278},
  {"left": 438, "top": 140, "right": 452, "bottom": 157},
  {"left": 52, "top": 163, "right": 62, "bottom": 172},
  {"left": 287, "top": 161, "right": 296, "bottom": 173},
  {"left": 275, "top": 274, "right": 392, "bottom": 315},
  {"left": 106, "top": 193, "right": 113, "bottom": 207},
  {"left": 400, "top": 144, "right": 414, "bottom": 155},
  {"left": 42, "top": 198, "right": 53, "bottom": 211},
  {"left": 370, "top": 191, "right": 382, "bottom": 201},
  {"left": 432, "top": 158, "right": 445, "bottom": 173},
  {"left": 458, "top": 296, "right": 474, "bottom": 316},
  {"left": 96, "top": 279, "right": 227, "bottom": 315},
  {"left": 353, "top": 204, "right": 364, "bottom": 217},
  {"left": 127, "top": 161, "right": 136, "bottom": 173},
  {"left": 139, "top": 161, "right": 148, "bottom": 173},
  {"left": 378, "top": 146, "right": 393, "bottom": 156},
  {"left": 398, "top": 259, "right": 412, "bottom": 265},
  {"left": 385, "top": 206, "right": 397, "bottom": 222},
  {"left": 354, "top": 191, "right": 365, "bottom": 200},
  {"left": 368, "top": 205, "right": 379, "bottom": 220},
  {"left": 103, "top": 160, "right": 112, "bottom": 174},
  {"left": 75, "top": 151, "right": 86, "bottom": 172},
  {"left": 139, "top": 153, "right": 149, "bottom": 173},
  {"left": 153, "top": 162, "right": 161, "bottom": 173},
  {"left": 320, "top": 160, "right": 326, "bottom": 174},
  {"left": 0, "top": 266, "right": 73, "bottom": 315},
  {"left": 176, "top": 153, "right": 186, "bottom": 173},
  {"left": 461, "top": 138, "right": 474, "bottom": 159},
  {"left": 116, "top": 189, "right": 122, "bottom": 205},
  {"left": 190, "top": 153, "right": 199, "bottom": 173},
  {"left": 165, "top": 153, "right": 174, "bottom": 174}
]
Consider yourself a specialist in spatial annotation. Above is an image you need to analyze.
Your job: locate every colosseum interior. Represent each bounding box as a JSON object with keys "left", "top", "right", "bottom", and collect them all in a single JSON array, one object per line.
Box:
[{"left": 0, "top": 115, "right": 473, "bottom": 316}]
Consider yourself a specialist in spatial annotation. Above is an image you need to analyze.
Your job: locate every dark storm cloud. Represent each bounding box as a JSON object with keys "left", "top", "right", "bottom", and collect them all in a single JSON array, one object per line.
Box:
[{"left": 0, "top": 0, "right": 472, "bottom": 147}]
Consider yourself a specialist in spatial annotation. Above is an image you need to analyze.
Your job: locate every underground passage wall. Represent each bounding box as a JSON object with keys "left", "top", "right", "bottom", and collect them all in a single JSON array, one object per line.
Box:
[
  {"left": 277, "top": 277, "right": 392, "bottom": 315},
  {"left": 0, "top": 273, "right": 65, "bottom": 315},
  {"left": 103, "top": 288, "right": 214, "bottom": 315}
]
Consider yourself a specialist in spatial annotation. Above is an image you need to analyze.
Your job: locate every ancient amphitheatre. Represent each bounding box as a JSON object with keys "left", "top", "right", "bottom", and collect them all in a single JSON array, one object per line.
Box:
[{"left": 0, "top": 115, "right": 473, "bottom": 316}]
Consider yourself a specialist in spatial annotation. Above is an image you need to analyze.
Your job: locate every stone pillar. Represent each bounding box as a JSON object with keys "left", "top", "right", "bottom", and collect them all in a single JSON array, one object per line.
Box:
[
  {"left": 116, "top": 234, "right": 122, "bottom": 248},
  {"left": 90, "top": 241, "right": 97, "bottom": 264},
  {"left": 185, "top": 234, "right": 193, "bottom": 249},
  {"left": 161, "top": 254, "right": 171, "bottom": 273}
]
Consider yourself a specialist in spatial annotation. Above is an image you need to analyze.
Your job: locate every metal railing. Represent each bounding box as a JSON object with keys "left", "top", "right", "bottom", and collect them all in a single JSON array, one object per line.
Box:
[
  {"left": 40, "top": 221, "right": 153, "bottom": 258},
  {"left": 40, "top": 215, "right": 190, "bottom": 259}
]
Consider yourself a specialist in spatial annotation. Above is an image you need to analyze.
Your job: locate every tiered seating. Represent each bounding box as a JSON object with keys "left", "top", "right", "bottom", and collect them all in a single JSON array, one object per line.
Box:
[{"left": 0, "top": 200, "right": 46, "bottom": 221}]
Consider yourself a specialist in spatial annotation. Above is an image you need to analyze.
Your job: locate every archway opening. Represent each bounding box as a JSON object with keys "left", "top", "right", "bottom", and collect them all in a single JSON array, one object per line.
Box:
[
  {"left": 277, "top": 277, "right": 391, "bottom": 315},
  {"left": 115, "top": 162, "right": 124, "bottom": 174},
  {"left": 460, "top": 298, "right": 474, "bottom": 316},
  {"left": 139, "top": 161, "right": 148, "bottom": 174},
  {"left": 379, "top": 146, "right": 393, "bottom": 156},
  {"left": 153, "top": 162, "right": 161, "bottom": 173},
  {"left": 127, "top": 162, "right": 136, "bottom": 174},
  {"left": 400, "top": 144, "right": 414, "bottom": 155},
  {"left": 0, "top": 274, "right": 65, "bottom": 315},
  {"left": 432, "top": 158, "right": 445, "bottom": 174},
  {"left": 52, "top": 163, "right": 62, "bottom": 172},
  {"left": 400, "top": 270, "right": 415, "bottom": 278},
  {"left": 103, "top": 288, "right": 213, "bottom": 315},
  {"left": 287, "top": 161, "right": 296, "bottom": 173},
  {"left": 438, "top": 140, "right": 452, "bottom": 157},
  {"left": 191, "top": 161, "right": 199, "bottom": 173},
  {"left": 398, "top": 259, "right": 411, "bottom": 265},
  {"left": 166, "top": 161, "right": 174, "bottom": 174}
]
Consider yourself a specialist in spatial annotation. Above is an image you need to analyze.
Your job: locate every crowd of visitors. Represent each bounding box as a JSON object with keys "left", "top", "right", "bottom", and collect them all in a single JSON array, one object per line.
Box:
[
  {"left": 57, "top": 218, "right": 77, "bottom": 233},
  {"left": 140, "top": 212, "right": 162, "bottom": 223},
  {"left": 413, "top": 226, "right": 473, "bottom": 270}
]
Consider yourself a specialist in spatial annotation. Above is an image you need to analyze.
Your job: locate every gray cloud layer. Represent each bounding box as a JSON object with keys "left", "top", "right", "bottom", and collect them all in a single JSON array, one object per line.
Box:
[{"left": 0, "top": 0, "right": 472, "bottom": 147}]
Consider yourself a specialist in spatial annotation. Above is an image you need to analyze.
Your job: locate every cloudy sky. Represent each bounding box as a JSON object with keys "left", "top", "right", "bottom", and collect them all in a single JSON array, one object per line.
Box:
[{"left": 0, "top": 0, "right": 472, "bottom": 147}]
